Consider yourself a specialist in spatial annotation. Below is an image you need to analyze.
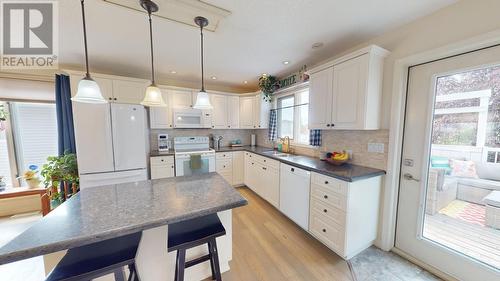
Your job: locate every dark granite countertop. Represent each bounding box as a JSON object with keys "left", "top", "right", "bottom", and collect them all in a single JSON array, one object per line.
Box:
[
  {"left": 214, "top": 146, "right": 386, "bottom": 182},
  {"left": 0, "top": 173, "right": 247, "bottom": 265},
  {"left": 150, "top": 149, "right": 175, "bottom": 157}
]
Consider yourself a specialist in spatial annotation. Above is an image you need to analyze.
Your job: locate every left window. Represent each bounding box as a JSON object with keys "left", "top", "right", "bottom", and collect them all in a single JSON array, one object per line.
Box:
[{"left": 0, "top": 101, "right": 58, "bottom": 187}]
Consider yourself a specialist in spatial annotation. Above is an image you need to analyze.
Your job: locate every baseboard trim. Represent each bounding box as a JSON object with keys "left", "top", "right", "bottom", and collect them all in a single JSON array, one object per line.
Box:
[{"left": 391, "top": 247, "right": 459, "bottom": 281}]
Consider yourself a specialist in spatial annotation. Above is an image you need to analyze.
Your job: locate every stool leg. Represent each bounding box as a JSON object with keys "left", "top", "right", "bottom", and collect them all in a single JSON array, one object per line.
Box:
[
  {"left": 208, "top": 239, "right": 222, "bottom": 281},
  {"left": 175, "top": 249, "right": 186, "bottom": 281},
  {"left": 128, "top": 263, "right": 140, "bottom": 281},
  {"left": 114, "top": 267, "right": 126, "bottom": 281},
  {"left": 208, "top": 243, "right": 216, "bottom": 280}
]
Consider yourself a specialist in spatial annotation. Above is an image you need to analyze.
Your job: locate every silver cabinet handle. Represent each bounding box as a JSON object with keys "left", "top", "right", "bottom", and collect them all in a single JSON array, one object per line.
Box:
[{"left": 403, "top": 173, "right": 420, "bottom": 182}]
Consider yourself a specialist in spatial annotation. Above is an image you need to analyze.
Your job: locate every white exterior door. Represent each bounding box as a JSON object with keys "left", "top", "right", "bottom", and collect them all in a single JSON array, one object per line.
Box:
[
  {"left": 396, "top": 45, "right": 500, "bottom": 281},
  {"left": 308, "top": 67, "right": 333, "bottom": 129}
]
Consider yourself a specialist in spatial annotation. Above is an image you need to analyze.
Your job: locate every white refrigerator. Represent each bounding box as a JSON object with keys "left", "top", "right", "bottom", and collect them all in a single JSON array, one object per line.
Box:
[{"left": 73, "top": 102, "right": 148, "bottom": 188}]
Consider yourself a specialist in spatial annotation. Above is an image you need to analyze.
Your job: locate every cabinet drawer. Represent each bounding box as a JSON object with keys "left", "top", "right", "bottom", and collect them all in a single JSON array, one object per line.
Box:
[
  {"left": 150, "top": 156, "right": 174, "bottom": 166},
  {"left": 311, "top": 198, "right": 345, "bottom": 227},
  {"left": 310, "top": 210, "right": 345, "bottom": 253},
  {"left": 311, "top": 183, "right": 347, "bottom": 211},
  {"left": 216, "top": 159, "right": 232, "bottom": 172},
  {"left": 151, "top": 166, "right": 174, "bottom": 179},
  {"left": 311, "top": 172, "right": 347, "bottom": 196},
  {"left": 216, "top": 152, "right": 232, "bottom": 159}
]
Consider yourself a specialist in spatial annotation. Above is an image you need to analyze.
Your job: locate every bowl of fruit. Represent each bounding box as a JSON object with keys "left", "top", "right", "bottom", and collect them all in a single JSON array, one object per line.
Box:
[{"left": 325, "top": 151, "right": 349, "bottom": 166}]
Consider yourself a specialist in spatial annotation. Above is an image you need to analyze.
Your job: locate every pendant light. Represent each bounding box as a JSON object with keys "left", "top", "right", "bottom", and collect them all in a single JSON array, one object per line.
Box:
[
  {"left": 140, "top": 0, "right": 166, "bottom": 107},
  {"left": 72, "top": 0, "right": 107, "bottom": 104},
  {"left": 193, "top": 16, "right": 213, "bottom": 110}
]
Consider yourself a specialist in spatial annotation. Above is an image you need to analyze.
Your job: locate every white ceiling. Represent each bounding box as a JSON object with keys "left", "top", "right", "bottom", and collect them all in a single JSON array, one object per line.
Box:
[{"left": 58, "top": 0, "right": 457, "bottom": 92}]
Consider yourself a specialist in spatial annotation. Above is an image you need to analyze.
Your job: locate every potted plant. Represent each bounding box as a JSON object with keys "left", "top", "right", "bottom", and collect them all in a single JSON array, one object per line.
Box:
[
  {"left": 0, "top": 104, "right": 8, "bottom": 131},
  {"left": 41, "top": 155, "right": 64, "bottom": 208},
  {"left": 18, "top": 165, "right": 41, "bottom": 189},
  {"left": 258, "top": 75, "right": 279, "bottom": 102}
]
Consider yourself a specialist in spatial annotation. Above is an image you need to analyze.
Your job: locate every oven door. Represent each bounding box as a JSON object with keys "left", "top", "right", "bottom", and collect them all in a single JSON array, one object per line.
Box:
[{"left": 175, "top": 154, "right": 215, "bottom": 176}]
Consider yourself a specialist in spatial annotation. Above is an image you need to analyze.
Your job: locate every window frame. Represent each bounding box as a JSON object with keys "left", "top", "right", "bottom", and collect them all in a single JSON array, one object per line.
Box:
[{"left": 274, "top": 85, "right": 312, "bottom": 147}]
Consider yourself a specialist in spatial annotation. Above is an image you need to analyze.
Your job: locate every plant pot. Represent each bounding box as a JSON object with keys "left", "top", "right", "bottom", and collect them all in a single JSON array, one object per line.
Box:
[{"left": 26, "top": 178, "right": 40, "bottom": 189}]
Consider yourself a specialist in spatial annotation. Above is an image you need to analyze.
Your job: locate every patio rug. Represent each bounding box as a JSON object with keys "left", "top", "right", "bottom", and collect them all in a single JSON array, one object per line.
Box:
[{"left": 439, "top": 200, "right": 486, "bottom": 227}]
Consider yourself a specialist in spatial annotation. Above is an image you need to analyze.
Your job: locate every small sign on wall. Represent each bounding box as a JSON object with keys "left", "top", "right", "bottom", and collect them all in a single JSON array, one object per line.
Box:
[{"left": 278, "top": 65, "right": 309, "bottom": 90}]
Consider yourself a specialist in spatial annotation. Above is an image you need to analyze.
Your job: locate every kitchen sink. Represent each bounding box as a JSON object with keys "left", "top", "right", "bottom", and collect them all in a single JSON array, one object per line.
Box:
[{"left": 262, "top": 151, "right": 292, "bottom": 157}]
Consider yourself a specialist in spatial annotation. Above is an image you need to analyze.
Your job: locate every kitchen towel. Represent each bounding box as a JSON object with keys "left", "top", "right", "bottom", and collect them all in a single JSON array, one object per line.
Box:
[
  {"left": 190, "top": 154, "right": 202, "bottom": 170},
  {"left": 309, "top": 130, "right": 322, "bottom": 146},
  {"left": 268, "top": 109, "right": 277, "bottom": 141}
]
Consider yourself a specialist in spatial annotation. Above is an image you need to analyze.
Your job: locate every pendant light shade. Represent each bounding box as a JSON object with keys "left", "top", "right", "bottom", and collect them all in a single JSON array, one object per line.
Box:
[
  {"left": 140, "top": 0, "right": 167, "bottom": 107},
  {"left": 72, "top": 0, "right": 106, "bottom": 104},
  {"left": 193, "top": 16, "right": 213, "bottom": 110}
]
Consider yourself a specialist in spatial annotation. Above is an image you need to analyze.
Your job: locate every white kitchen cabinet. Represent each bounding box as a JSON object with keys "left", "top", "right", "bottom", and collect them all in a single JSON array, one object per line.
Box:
[
  {"left": 171, "top": 90, "right": 196, "bottom": 108},
  {"left": 308, "top": 67, "right": 333, "bottom": 129},
  {"left": 308, "top": 45, "right": 388, "bottom": 130},
  {"left": 239, "top": 96, "right": 254, "bottom": 129},
  {"left": 112, "top": 79, "right": 148, "bottom": 104},
  {"left": 309, "top": 172, "right": 382, "bottom": 259},
  {"left": 232, "top": 151, "right": 244, "bottom": 186},
  {"left": 150, "top": 156, "right": 175, "bottom": 179},
  {"left": 216, "top": 152, "right": 233, "bottom": 184},
  {"left": 211, "top": 94, "right": 229, "bottom": 129},
  {"left": 228, "top": 96, "right": 240, "bottom": 129},
  {"left": 149, "top": 88, "right": 173, "bottom": 129},
  {"left": 243, "top": 152, "right": 280, "bottom": 207},
  {"left": 253, "top": 93, "right": 271, "bottom": 129},
  {"left": 280, "top": 163, "right": 311, "bottom": 230}
]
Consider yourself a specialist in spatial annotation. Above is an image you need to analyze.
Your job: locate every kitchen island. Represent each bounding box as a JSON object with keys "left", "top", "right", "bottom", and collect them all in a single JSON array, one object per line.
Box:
[{"left": 0, "top": 173, "right": 247, "bottom": 280}]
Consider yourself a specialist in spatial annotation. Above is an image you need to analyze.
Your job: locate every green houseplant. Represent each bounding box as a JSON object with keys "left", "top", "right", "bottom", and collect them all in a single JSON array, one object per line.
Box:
[
  {"left": 0, "top": 104, "right": 8, "bottom": 131},
  {"left": 258, "top": 75, "right": 279, "bottom": 102},
  {"left": 41, "top": 151, "right": 79, "bottom": 209}
]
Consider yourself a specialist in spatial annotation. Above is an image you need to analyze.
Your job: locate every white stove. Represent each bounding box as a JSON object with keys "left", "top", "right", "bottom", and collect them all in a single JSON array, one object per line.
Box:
[{"left": 174, "top": 137, "right": 215, "bottom": 176}]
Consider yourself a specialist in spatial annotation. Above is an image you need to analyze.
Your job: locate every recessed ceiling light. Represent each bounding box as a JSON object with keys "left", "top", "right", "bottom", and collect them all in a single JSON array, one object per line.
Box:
[
  {"left": 170, "top": 70, "right": 177, "bottom": 74},
  {"left": 283, "top": 61, "right": 290, "bottom": 65},
  {"left": 262, "top": 73, "right": 268, "bottom": 77},
  {"left": 243, "top": 81, "right": 248, "bottom": 84},
  {"left": 211, "top": 76, "right": 217, "bottom": 80},
  {"left": 312, "top": 42, "right": 324, "bottom": 49}
]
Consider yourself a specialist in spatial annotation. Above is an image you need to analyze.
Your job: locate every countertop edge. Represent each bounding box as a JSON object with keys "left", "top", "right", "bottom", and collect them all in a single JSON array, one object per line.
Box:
[{"left": 0, "top": 198, "right": 247, "bottom": 265}]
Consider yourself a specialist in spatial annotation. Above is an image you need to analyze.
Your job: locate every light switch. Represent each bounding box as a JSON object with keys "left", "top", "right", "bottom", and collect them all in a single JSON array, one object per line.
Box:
[{"left": 368, "top": 143, "right": 385, "bottom": 153}]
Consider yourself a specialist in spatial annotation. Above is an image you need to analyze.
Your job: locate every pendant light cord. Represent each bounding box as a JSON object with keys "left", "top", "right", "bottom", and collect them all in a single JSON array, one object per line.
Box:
[
  {"left": 148, "top": 11, "right": 156, "bottom": 85},
  {"left": 80, "top": 0, "right": 90, "bottom": 79},
  {"left": 200, "top": 25, "right": 205, "bottom": 92}
]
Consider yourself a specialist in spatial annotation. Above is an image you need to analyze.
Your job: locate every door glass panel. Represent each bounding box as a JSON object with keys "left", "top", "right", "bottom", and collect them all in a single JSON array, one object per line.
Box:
[{"left": 423, "top": 65, "right": 500, "bottom": 270}]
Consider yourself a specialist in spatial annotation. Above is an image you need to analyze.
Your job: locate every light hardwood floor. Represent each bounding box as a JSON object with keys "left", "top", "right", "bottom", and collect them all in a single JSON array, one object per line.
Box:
[{"left": 217, "top": 187, "right": 353, "bottom": 281}]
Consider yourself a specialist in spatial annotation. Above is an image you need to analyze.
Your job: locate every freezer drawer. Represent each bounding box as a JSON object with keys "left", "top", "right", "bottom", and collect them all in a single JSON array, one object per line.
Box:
[{"left": 79, "top": 169, "right": 147, "bottom": 189}]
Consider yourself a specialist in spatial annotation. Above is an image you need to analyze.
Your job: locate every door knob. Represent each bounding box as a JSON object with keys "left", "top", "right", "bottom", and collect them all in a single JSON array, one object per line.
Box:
[{"left": 403, "top": 173, "right": 420, "bottom": 182}]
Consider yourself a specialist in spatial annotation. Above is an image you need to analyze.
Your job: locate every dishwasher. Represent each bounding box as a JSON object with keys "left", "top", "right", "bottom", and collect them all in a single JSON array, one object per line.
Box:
[{"left": 279, "top": 163, "right": 311, "bottom": 230}]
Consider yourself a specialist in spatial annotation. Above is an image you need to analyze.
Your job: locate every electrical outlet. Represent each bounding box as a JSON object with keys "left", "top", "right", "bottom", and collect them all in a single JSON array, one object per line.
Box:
[
  {"left": 346, "top": 149, "right": 353, "bottom": 159},
  {"left": 368, "top": 143, "right": 385, "bottom": 153}
]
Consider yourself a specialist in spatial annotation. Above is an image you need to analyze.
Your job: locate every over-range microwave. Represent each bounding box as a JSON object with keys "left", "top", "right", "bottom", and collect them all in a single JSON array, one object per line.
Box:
[{"left": 173, "top": 108, "right": 212, "bottom": 128}]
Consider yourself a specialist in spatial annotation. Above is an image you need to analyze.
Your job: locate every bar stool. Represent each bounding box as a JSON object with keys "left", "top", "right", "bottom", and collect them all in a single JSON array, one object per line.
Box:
[
  {"left": 45, "top": 232, "right": 142, "bottom": 281},
  {"left": 168, "top": 214, "right": 226, "bottom": 281}
]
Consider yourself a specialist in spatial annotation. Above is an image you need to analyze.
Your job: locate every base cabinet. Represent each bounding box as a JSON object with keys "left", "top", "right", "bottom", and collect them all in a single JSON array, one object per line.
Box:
[
  {"left": 309, "top": 172, "right": 382, "bottom": 259},
  {"left": 243, "top": 152, "right": 279, "bottom": 207},
  {"left": 150, "top": 156, "right": 175, "bottom": 179}
]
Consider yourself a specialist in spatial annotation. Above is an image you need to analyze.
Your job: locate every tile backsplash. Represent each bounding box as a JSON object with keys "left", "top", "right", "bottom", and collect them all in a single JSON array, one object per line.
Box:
[
  {"left": 255, "top": 129, "right": 389, "bottom": 170},
  {"left": 150, "top": 129, "right": 253, "bottom": 150}
]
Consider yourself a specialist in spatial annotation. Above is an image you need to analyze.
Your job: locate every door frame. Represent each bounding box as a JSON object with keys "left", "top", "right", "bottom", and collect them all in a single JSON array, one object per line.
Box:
[{"left": 380, "top": 28, "right": 500, "bottom": 265}]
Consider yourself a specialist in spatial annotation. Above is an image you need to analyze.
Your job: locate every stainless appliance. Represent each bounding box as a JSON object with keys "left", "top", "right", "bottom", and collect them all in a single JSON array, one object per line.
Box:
[
  {"left": 174, "top": 136, "right": 215, "bottom": 176},
  {"left": 158, "top": 134, "right": 170, "bottom": 152}
]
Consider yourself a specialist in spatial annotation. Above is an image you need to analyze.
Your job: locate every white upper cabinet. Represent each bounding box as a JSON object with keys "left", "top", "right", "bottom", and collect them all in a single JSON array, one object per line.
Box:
[
  {"left": 239, "top": 96, "right": 254, "bottom": 129},
  {"left": 309, "top": 67, "right": 334, "bottom": 129},
  {"left": 149, "top": 88, "right": 172, "bottom": 129},
  {"left": 112, "top": 79, "right": 148, "bottom": 104},
  {"left": 228, "top": 96, "right": 240, "bottom": 129},
  {"left": 308, "top": 45, "right": 389, "bottom": 130},
  {"left": 171, "top": 90, "right": 195, "bottom": 108},
  {"left": 211, "top": 94, "right": 229, "bottom": 129},
  {"left": 253, "top": 93, "right": 271, "bottom": 129}
]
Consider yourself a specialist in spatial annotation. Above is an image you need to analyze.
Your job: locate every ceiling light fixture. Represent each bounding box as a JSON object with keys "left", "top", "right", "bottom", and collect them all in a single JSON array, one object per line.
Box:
[
  {"left": 211, "top": 76, "right": 217, "bottom": 80},
  {"left": 140, "top": 0, "right": 166, "bottom": 107},
  {"left": 170, "top": 70, "right": 177, "bottom": 74},
  {"left": 283, "top": 61, "right": 290, "bottom": 65},
  {"left": 243, "top": 81, "right": 248, "bottom": 84},
  {"left": 193, "top": 16, "right": 213, "bottom": 110},
  {"left": 72, "top": 0, "right": 106, "bottom": 104},
  {"left": 262, "top": 73, "right": 268, "bottom": 77}
]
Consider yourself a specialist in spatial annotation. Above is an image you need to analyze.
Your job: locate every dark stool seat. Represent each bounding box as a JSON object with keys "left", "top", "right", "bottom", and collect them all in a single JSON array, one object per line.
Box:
[
  {"left": 168, "top": 214, "right": 226, "bottom": 281},
  {"left": 45, "top": 232, "right": 142, "bottom": 281}
]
